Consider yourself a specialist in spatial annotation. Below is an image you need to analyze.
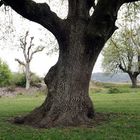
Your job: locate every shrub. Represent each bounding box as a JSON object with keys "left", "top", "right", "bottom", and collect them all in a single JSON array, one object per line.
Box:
[
  {"left": 11, "top": 73, "right": 26, "bottom": 87},
  {"left": 108, "top": 87, "right": 120, "bottom": 94},
  {"left": 0, "top": 59, "right": 12, "bottom": 87},
  {"left": 30, "top": 73, "right": 42, "bottom": 87},
  {"left": 11, "top": 72, "right": 42, "bottom": 88}
]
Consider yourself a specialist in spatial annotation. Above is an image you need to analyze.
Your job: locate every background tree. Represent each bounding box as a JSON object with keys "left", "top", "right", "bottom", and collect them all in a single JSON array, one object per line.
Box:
[
  {"left": 15, "top": 31, "right": 45, "bottom": 90},
  {"left": 102, "top": 33, "right": 140, "bottom": 88},
  {"left": 0, "top": 58, "right": 12, "bottom": 87},
  {"left": 102, "top": 3, "right": 140, "bottom": 88},
  {"left": 0, "top": 0, "right": 139, "bottom": 128}
]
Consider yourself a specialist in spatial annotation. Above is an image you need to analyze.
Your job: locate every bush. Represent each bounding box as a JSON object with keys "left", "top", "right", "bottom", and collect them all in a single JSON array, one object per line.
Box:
[
  {"left": 11, "top": 73, "right": 26, "bottom": 87},
  {"left": 108, "top": 87, "right": 120, "bottom": 94},
  {"left": 30, "top": 73, "right": 42, "bottom": 87},
  {"left": 0, "top": 59, "right": 12, "bottom": 87},
  {"left": 11, "top": 72, "right": 42, "bottom": 88}
]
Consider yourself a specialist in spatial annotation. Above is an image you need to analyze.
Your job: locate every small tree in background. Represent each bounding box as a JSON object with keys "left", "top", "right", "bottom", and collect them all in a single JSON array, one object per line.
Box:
[
  {"left": 15, "top": 31, "right": 45, "bottom": 90},
  {"left": 102, "top": 3, "right": 140, "bottom": 88},
  {"left": 0, "top": 59, "right": 12, "bottom": 87},
  {"left": 102, "top": 35, "right": 140, "bottom": 87}
]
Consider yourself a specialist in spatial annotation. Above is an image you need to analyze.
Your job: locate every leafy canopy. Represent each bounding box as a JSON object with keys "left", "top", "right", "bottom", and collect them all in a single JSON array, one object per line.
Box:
[{"left": 102, "top": 3, "right": 140, "bottom": 74}]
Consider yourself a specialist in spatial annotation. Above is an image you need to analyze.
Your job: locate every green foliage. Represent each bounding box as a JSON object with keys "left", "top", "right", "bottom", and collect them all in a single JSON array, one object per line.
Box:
[
  {"left": 0, "top": 85, "right": 140, "bottom": 140},
  {"left": 90, "top": 82, "right": 140, "bottom": 94},
  {"left": 102, "top": 42, "right": 121, "bottom": 73},
  {"left": 30, "top": 73, "right": 42, "bottom": 87},
  {"left": 0, "top": 59, "right": 12, "bottom": 87},
  {"left": 11, "top": 73, "right": 42, "bottom": 87},
  {"left": 11, "top": 73, "right": 26, "bottom": 87},
  {"left": 102, "top": 29, "right": 138, "bottom": 73},
  {"left": 102, "top": 3, "right": 140, "bottom": 74},
  {"left": 108, "top": 87, "right": 120, "bottom": 94}
]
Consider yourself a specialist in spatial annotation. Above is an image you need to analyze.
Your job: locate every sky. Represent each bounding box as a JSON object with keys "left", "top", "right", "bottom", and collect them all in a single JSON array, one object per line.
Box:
[{"left": 0, "top": 0, "right": 104, "bottom": 77}]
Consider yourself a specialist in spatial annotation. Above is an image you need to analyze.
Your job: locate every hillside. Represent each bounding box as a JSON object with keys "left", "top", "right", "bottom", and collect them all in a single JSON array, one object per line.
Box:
[{"left": 91, "top": 73, "right": 140, "bottom": 83}]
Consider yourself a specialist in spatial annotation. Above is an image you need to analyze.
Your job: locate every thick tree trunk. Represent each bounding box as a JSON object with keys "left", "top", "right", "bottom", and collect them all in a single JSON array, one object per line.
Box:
[
  {"left": 129, "top": 73, "right": 138, "bottom": 88},
  {"left": 3, "top": 0, "right": 140, "bottom": 129},
  {"left": 14, "top": 20, "right": 102, "bottom": 128}
]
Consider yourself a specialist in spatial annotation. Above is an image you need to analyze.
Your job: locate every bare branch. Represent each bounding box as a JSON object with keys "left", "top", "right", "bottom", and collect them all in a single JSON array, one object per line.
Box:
[
  {"left": 15, "top": 58, "right": 25, "bottom": 66},
  {"left": 29, "top": 46, "right": 45, "bottom": 62},
  {"left": 27, "top": 36, "right": 34, "bottom": 59},
  {"left": 119, "top": 64, "right": 128, "bottom": 73},
  {"left": 20, "top": 31, "right": 29, "bottom": 61}
]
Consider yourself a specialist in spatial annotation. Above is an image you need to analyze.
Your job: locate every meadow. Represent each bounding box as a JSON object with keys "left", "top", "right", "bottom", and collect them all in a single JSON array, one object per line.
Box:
[{"left": 0, "top": 83, "right": 140, "bottom": 140}]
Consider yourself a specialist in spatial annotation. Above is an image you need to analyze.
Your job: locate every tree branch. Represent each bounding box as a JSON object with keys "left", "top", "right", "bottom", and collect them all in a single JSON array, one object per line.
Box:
[
  {"left": 110, "top": 38, "right": 128, "bottom": 71},
  {"left": 119, "top": 64, "right": 128, "bottom": 73},
  {"left": 27, "top": 36, "right": 34, "bottom": 59},
  {"left": 3, "top": 0, "right": 65, "bottom": 39},
  {"left": 29, "top": 46, "right": 45, "bottom": 62},
  {"left": 15, "top": 58, "right": 25, "bottom": 66},
  {"left": 68, "top": 0, "right": 93, "bottom": 19},
  {"left": 86, "top": 0, "right": 140, "bottom": 49},
  {"left": 86, "top": 0, "right": 95, "bottom": 9},
  {"left": 0, "top": 1, "right": 3, "bottom": 7},
  {"left": 20, "top": 31, "right": 29, "bottom": 61}
]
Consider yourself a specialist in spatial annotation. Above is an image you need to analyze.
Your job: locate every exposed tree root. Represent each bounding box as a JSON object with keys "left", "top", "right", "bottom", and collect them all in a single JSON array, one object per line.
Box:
[
  {"left": 13, "top": 106, "right": 94, "bottom": 128},
  {"left": 12, "top": 109, "right": 113, "bottom": 129}
]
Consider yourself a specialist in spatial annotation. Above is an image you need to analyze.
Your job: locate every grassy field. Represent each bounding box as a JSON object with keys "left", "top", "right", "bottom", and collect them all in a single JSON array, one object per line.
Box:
[{"left": 0, "top": 83, "right": 140, "bottom": 140}]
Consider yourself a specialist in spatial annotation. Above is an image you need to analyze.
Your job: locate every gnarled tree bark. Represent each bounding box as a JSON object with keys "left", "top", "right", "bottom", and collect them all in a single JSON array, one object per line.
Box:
[{"left": 1, "top": 0, "right": 140, "bottom": 128}]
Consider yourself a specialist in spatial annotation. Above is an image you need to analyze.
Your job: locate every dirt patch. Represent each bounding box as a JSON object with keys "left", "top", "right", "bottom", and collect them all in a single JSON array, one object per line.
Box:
[
  {"left": 0, "top": 87, "right": 17, "bottom": 97},
  {"left": 0, "top": 86, "right": 46, "bottom": 97}
]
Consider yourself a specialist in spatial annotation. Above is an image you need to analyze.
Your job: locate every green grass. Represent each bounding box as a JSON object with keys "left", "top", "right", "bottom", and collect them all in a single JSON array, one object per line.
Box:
[{"left": 0, "top": 84, "right": 140, "bottom": 140}]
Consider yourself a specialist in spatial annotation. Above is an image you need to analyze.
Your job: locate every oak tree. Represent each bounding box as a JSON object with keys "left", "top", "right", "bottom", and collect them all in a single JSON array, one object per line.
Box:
[{"left": 0, "top": 0, "right": 139, "bottom": 128}]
